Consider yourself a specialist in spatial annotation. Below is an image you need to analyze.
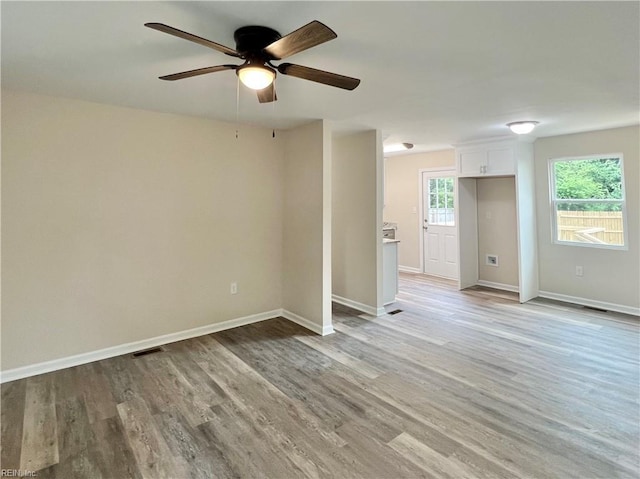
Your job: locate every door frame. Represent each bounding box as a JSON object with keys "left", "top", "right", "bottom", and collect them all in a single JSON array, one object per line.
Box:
[{"left": 418, "top": 168, "right": 458, "bottom": 277}]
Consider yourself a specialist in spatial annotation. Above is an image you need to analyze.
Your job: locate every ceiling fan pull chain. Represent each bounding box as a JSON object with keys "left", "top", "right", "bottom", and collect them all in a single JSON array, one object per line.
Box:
[
  {"left": 272, "top": 84, "right": 276, "bottom": 138},
  {"left": 235, "top": 76, "right": 240, "bottom": 139}
]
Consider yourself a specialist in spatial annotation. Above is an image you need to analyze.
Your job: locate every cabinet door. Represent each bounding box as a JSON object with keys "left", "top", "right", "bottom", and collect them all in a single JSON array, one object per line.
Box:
[
  {"left": 458, "top": 150, "right": 487, "bottom": 177},
  {"left": 487, "top": 147, "right": 515, "bottom": 175}
]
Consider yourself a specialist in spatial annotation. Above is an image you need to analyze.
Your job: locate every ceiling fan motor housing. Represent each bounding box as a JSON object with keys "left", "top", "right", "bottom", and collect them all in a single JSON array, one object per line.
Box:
[{"left": 233, "top": 26, "right": 281, "bottom": 58}]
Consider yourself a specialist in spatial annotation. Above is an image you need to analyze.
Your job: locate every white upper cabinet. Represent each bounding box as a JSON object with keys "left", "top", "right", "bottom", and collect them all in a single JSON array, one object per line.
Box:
[
  {"left": 458, "top": 150, "right": 488, "bottom": 176},
  {"left": 456, "top": 138, "right": 524, "bottom": 177}
]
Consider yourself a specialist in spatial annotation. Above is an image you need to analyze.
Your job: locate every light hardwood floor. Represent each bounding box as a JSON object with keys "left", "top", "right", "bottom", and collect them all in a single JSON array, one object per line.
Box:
[{"left": 2, "top": 273, "right": 639, "bottom": 478}]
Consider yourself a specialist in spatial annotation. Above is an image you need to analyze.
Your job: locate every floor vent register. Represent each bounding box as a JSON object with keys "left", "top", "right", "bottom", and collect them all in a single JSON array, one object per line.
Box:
[{"left": 132, "top": 346, "right": 164, "bottom": 358}]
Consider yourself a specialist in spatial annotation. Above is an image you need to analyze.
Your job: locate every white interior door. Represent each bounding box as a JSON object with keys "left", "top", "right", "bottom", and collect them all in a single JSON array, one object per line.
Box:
[{"left": 422, "top": 172, "right": 458, "bottom": 279}]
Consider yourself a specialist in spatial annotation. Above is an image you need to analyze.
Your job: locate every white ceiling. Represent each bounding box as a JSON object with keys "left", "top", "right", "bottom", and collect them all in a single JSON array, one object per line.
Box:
[{"left": 2, "top": 1, "right": 638, "bottom": 153}]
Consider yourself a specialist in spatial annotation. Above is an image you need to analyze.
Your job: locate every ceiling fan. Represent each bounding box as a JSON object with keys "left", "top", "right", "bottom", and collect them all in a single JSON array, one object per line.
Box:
[{"left": 145, "top": 20, "right": 361, "bottom": 103}]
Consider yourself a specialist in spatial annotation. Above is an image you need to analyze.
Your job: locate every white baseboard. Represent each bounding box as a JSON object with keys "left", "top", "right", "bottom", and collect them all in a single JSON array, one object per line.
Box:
[
  {"left": 476, "top": 280, "right": 520, "bottom": 293},
  {"left": 399, "top": 265, "right": 422, "bottom": 274},
  {"left": 538, "top": 291, "right": 640, "bottom": 316},
  {"left": 0, "top": 308, "right": 330, "bottom": 384},
  {"left": 332, "top": 294, "right": 385, "bottom": 317},
  {"left": 281, "top": 309, "right": 334, "bottom": 336}
]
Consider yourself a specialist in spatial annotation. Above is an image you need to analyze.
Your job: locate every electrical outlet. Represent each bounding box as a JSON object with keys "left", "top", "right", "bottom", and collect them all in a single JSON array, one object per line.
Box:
[
  {"left": 575, "top": 266, "right": 583, "bottom": 277},
  {"left": 230, "top": 282, "right": 238, "bottom": 294},
  {"left": 486, "top": 254, "right": 498, "bottom": 266}
]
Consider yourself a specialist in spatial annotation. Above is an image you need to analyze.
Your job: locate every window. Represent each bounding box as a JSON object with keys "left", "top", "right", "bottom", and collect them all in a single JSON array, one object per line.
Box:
[
  {"left": 549, "top": 154, "right": 627, "bottom": 249},
  {"left": 428, "top": 177, "right": 455, "bottom": 226}
]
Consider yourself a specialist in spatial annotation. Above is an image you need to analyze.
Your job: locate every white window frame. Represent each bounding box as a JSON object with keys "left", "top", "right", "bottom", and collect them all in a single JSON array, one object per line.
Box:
[{"left": 548, "top": 153, "right": 628, "bottom": 250}]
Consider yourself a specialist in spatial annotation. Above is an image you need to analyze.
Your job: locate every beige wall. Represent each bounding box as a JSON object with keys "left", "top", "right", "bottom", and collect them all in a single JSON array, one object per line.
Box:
[
  {"left": 332, "top": 130, "right": 383, "bottom": 311},
  {"left": 384, "top": 149, "right": 455, "bottom": 270},
  {"left": 477, "top": 177, "right": 519, "bottom": 288},
  {"left": 282, "top": 121, "right": 332, "bottom": 332},
  {"left": 2, "top": 90, "right": 285, "bottom": 370},
  {"left": 534, "top": 126, "right": 639, "bottom": 310}
]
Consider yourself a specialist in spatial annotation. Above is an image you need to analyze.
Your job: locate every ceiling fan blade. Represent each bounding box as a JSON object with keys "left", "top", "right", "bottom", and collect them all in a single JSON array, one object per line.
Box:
[
  {"left": 277, "top": 63, "right": 360, "bottom": 90},
  {"left": 256, "top": 83, "right": 277, "bottom": 103},
  {"left": 145, "top": 23, "right": 240, "bottom": 57},
  {"left": 159, "top": 65, "right": 236, "bottom": 81},
  {"left": 264, "top": 20, "right": 336, "bottom": 60}
]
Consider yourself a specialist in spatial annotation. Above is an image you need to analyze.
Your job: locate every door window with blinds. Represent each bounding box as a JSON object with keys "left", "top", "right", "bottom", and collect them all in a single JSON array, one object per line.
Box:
[
  {"left": 549, "top": 154, "right": 627, "bottom": 249},
  {"left": 428, "top": 177, "right": 455, "bottom": 226}
]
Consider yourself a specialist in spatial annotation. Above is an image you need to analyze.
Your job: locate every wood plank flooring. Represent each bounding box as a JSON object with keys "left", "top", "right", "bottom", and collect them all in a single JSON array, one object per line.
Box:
[{"left": 2, "top": 273, "right": 639, "bottom": 478}]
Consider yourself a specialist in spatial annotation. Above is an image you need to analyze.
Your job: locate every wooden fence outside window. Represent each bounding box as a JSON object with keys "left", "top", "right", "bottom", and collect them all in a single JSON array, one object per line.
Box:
[{"left": 557, "top": 210, "right": 624, "bottom": 245}]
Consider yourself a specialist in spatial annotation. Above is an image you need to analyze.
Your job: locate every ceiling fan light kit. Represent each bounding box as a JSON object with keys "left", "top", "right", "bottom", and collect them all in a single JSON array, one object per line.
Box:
[
  {"left": 237, "top": 64, "right": 275, "bottom": 90},
  {"left": 145, "top": 20, "right": 360, "bottom": 103},
  {"left": 507, "top": 121, "right": 539, "bottom": 134}
]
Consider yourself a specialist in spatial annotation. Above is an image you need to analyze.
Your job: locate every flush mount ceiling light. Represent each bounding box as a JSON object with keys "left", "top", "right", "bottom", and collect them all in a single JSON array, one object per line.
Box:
[
  {"left": 507, "top": 121, "right": 539, "bottom": 134},
  {"left": 384, "top": 142, "right": 414, "bottom": 153},
  {"left": 237, "top": 64, "right": 276, "bottom": 90}
]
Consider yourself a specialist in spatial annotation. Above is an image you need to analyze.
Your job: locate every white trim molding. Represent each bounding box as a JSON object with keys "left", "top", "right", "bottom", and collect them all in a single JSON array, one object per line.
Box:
[
  {"left": 398, "top": 265, "right": 422, "bottom": 274},
  {"left": 0, "top": 308, "right": 330, "bottom": 384},
  {"left": 538, "top": 291, "right": 640, "bottom": 317},
  {"left": 281, "top": 309, "right": 334, "bottom": 336},
  {"left": 476, "top": 280, "right": 520, "bottom": 293},
  {"left": 332, "top": 294, "right": 385, "bottom": 317}
]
